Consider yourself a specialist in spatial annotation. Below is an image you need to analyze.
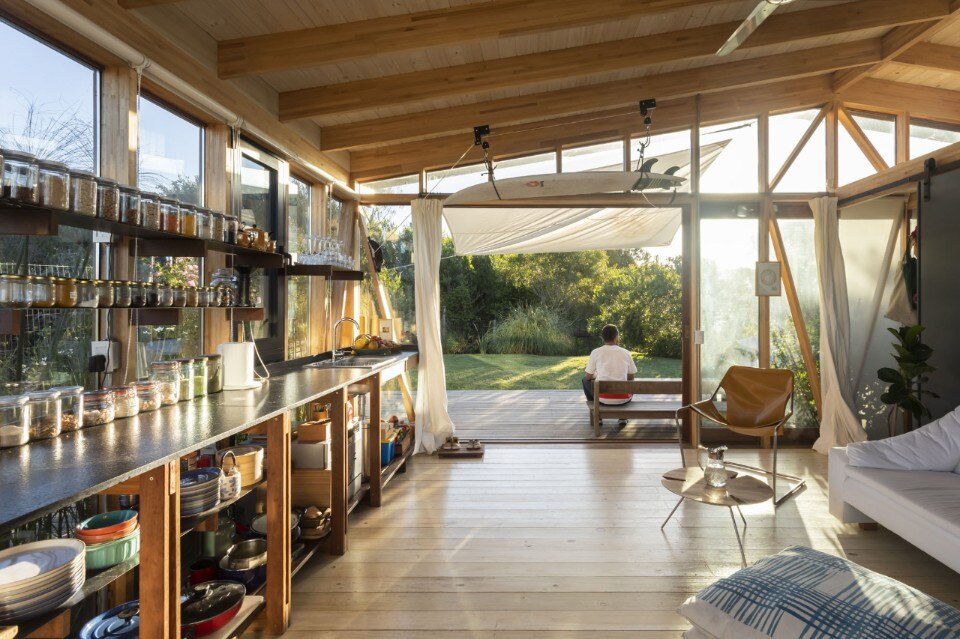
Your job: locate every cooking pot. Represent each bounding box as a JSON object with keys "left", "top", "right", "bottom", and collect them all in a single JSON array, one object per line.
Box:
[{"left": 180, "top": 581, "right": 245, "bottom": 637}]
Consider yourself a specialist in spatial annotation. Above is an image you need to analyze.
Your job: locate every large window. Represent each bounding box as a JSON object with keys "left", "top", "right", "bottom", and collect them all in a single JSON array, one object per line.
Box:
[
  {"left": 358, "top": 174, "right": 419, "bottom": 195},
  {"left": 287, "top": 176, "right": 311, "bottom": 359},
  {"left": 0, "top": 20, "right": 98, "bottom": 386},
  {"left": 909, "top": 119, "right": 960, "bottom": 159},
  {"left": 838, "top": 111, "right": 895, "bottom": 187},
  {"left": 562, "top": 140, "right": 623, "bottom": 172},
  {"left": 699, "top": 119, "right": 759, "bottom": 193},
  {"left": 769, "top": 109, "right": 826, "bottom": 193},
  {"left": 425, "top": 162, "right": 488, "bottom": 193},
  {"left": 632, "top": 129, "right": 692, "bottom": 193},
  {"left": 494, "top": 152, "right": 556, "bottom": 178}
]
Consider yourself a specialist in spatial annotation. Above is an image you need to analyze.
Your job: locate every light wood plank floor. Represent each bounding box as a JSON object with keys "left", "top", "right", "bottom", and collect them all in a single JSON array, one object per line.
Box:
[{"left": 281, "top": 446, "right": 960, "bottom": 638}]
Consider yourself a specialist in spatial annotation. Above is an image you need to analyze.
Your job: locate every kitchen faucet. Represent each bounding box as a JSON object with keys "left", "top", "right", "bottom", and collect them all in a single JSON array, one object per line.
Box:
[{"left": 331, "top": 317, "right": 360, "bottom": 364}]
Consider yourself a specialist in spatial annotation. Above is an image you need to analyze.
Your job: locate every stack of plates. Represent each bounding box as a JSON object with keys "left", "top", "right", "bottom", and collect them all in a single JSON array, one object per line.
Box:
[
  {"left": 0, "top": 539, "right": 86, "bottom": 623},
  {"left": 181, "top": 468, "right": 222, "bottom": 517},
  {"left": 216, "top": 446, "right": 264, "bottom": 488},
  {"left": 300, "top": 506, "right": 331, "bottom": 540}
]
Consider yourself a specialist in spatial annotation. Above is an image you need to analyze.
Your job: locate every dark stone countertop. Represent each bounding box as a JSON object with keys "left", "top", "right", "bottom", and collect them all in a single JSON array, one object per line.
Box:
[{"left": 0, "top": 352, "right": 417, "bottom": 531}]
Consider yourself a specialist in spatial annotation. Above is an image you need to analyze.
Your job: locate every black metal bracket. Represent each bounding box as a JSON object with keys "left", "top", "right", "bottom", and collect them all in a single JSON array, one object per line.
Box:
[
  {"left": 473, "top": 124, "right": 490, "bottom": 146},
  {"left": 923, "top": 157, "right": 936, "bottom": 201}
]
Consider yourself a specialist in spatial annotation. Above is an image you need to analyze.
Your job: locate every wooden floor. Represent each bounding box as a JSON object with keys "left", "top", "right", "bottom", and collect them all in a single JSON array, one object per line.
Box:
[
  {"left": 382, "top": 390, "right": 680, "bottom": 440},
  {"left": 281, "top": 446, "right": 960, "bottom": 638}
]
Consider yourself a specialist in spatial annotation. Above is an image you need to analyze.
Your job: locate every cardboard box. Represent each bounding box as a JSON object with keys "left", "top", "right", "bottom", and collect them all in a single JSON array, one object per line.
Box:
[
  {"left": 292, "top": 440, "right": 330, "bottom": 470},
  {"left": 298, "top": 420, "right": 331, "bottom": 442}
]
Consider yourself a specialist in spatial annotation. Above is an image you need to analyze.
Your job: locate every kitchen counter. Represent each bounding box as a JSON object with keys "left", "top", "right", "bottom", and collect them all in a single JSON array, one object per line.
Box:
[{"left": 0, "top": 351, "right": 417, "bottom": 531}]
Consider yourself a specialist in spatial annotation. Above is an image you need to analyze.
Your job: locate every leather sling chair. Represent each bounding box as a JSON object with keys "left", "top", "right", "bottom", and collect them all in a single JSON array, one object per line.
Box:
[{"left": 674, "top": 365, "right": 806, "bottom": 507}]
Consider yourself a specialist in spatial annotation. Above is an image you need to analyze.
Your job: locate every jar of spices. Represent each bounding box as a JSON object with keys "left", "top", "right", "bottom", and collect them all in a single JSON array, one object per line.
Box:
[
  {"left": 144, "top": 282, "right": 160, "bottom": 307},
  {"left": 130, "top": 282, "right": 146, "bottom": 308},
  {"left": 160, "top": 198, "right": 181, "bottom": 234},
  {"left": 1, "top": 150, "right": 39, "bottom": 203},
  {"left": 184, "top": 286, "right": 199, "bottom": 308},
  {"left": 140, "top": 192, "right": 161, "bottom": 230},
  {"left": 135, "top": 380, "right": 162, "bottom": 412},
  {"left": 196, "top": 208, "right": 212, "bottom": 239},
  {"left": 77, "top": 280, "right": 100, "bottom": 308},
  {"left": 109, "top": 384, "right": 139, "bottom": 419},
  {"left": 171, "top": 285, "right": 187, "bottom": 308},
  {"left": 181, "top": 204, "right": 198, "bottom": 237},
  {"left": 69, "top": 170, "right": 97, "bottom": 216},
  {"left": 210, "top": 269, "right": 238, "bottom": 307},
  {"left": 82, "top": 389, "right": 115, "bottom": 426},
  {"left": 119, "top": 186, "right": 141, "bottom": 225},
  {"left": 175, "top": 358, "right": 195, "bottom": 402},
  {"left": 96, "top": 178, "right": 120, "bottom": 221},
  {"left": 95, "top": 280, "right": 115, "bottom": 308},
  {"left": 51, "top": 385, "right": 83, "bottom": 431},
  {"left": 29, "top": 276, "right": 55, "bottom": 308},
  {"left": 236, "top": 226, "right": 252, "bottom": 248},
  {"left": 113, "top": 281, "right": 132, "bottom": 308},
  {"left": 211, "top": 212, "right": 225, "bottom": 243},
  {"left": 150, "top": 361, "right": 181, "bottom": 405},
  {"left": 210, "top": 286, "right": 224, "bottom": 308},
  {"left": 0, "top": 395, "right": 29, "bottom": 448},
  {"left": 38, "top": 160, "right": 70, "bottom": 211},
  {"left": 193, "top": 356, "right": 209, "bottom": 398},
  {"left": 224, "top": 215, "right": 239, "bottom": 244},
  {"left": 0, "top": 275, "right": 32, "bottom": 308},
  {"left": 158, "top": 283, "right": 174, "bottom": 307},
  {"left": 26, "top": 389, "right": 61, "bottom": 440},
  {"left": 53, "top": 278, "right": 78, "bottom": 308},
  {"left": 204, "top": 353, "right": 223, "bottom": 394}
]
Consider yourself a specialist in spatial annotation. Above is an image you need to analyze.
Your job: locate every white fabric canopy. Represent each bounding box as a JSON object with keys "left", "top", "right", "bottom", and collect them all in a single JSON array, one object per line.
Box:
[
  {"left": 444, "top": 206, "right": 681, "bottom": 255},
  {"left": 412, "top": 198, "right": 456, "bottom": 453}
]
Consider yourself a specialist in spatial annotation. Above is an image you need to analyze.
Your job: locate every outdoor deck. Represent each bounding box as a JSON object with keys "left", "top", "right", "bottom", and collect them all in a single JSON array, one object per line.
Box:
[{"left": 383, "top": 389, "right": 681, "bottom": 440}]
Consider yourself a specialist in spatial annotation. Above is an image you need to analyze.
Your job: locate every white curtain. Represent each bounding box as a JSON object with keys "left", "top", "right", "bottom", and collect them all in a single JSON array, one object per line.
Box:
[
  {"left": 812, "top": 196, "right": 867, "bottom": 453},
  {"left": 412, "top": 198, "right": 456, "bottom": 453}
]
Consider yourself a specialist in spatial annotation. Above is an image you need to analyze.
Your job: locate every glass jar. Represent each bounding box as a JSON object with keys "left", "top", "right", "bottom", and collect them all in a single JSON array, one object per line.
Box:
[
  {"left": 160, "top": 198, "right": 181, "bottom": 234},
  {"left": 135, "top": 380, "right": 162, "bottom": 412},
  {"left": 158, "top": 283, "right": 173, "bottom": 307},
  {"left": 51, "top": 385, "right": 83, "bottom": 431},
  {"left": 2, "top": 150, "right": 39, "bottom": 203},
  {"left": 150, "top": 361, "right": 181, "bottom": 405},
  {"left": 26, "top": 389, "right": 61, "bottom": 440},
  {"left": 196, "top": 208, "right": 211, "bottom": 239},
  {"left": 237, "top": 226, "right": 253, "bottom": 248},
  {"left": 83, "top": 389, "right": 115, "bottom": 426},
  {"left": 0, "top": 275, "right": 31, "bottom": 308},
  {"left": 211, "top": 213, "right": 225, "bottom": 243},
  {"left": 69, "top": 170, "right": 97, "bottom": 216},
  {"left": 29, "top": 276, "right": 55, "bottom": 308},
  {"left": 95, "top": 280, "right": 115, "bottom": 307},
  {"left": 224, "top": 215, "right": 238, "bottom": 244},
  {"left": 119, "top": 186, "right": 141, "bottom": 225},
  {"left": 144, "top": 282, "right": 160, "bottom": 308},
  {"left": 181, "top": 204, "right": 198, "bottom": 237},
  {"left": 109, "top": 384, "right": 139, "bottom": 418},
  {"left": 54, "top": 278, "right": 78, "bottom": 308},
  {"left": 175, "top": 358, "right": 195, "bottom": 402},
  {"left": 113, "top": 281, "right": 132, "bottom": 308},
  {"left": 77, "top": 280, "right": 99, "bottom": 308},
  {"left": 96, "top": 178, "right": 120, "bottom": 221},
  {"left": 184, "top": 286, "right": 199, "bottom": 308},
  {"left": 0, "top": 395, "right": 29, "bottom": 448},
  {"left": 171, "top": 285, "right": 187, "bottom": 308},
  {"left": 2, "top": 382, "right": 37, "bottom": 396},
  {"left": 141, "top": 192, "right": 161, "bottom": 230},
  {"left": 204, "top": 354, "right": 223, "bottom": 394},
  {"left": 193, "top": 357, "right": 208, "bottom": 397},
  {"left": 210, "top": 269, "right": 238, "bottom": 307},
  {"left": 38, "top": 160, "right": 70, "bottom": 211},
  {"left": 129, "top": 282, "right": 146, "bottom": 308}
]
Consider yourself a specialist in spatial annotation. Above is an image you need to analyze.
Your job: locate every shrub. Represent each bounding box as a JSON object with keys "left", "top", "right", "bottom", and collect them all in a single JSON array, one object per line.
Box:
[{"left": 481, "top": 305, "right": 575, "bottom": 356}]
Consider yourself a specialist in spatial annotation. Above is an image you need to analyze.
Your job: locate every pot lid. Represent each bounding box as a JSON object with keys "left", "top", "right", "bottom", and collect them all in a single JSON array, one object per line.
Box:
[
  {"left": 180, "top": 581, "right": 245, "bottom": 625},
  {"left": 78, "top": 600, "right": 142, "bottom": 639}
]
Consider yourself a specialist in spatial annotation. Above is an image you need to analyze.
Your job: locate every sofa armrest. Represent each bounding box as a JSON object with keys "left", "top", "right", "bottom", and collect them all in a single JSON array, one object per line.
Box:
[{"left": 828, "top": 447, "right": 874, "bottom": 524}]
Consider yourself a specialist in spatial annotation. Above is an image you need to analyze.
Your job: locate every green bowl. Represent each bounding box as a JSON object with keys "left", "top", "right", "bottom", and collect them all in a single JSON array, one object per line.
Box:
[
  {"left": 76, "top": 509, "right": 138, "bottom": 534},
  {"left": 84, "top": 528, "right": 140, "bottom": 571}
]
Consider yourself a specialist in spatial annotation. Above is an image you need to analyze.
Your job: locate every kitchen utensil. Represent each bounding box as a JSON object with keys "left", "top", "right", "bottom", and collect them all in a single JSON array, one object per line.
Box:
[
  {"left": 218, "top": 450, "right": 242, "bottom": 501},
  {"left": 250, "top": 511, "right": 300, "bottom": 538},
  {"left": 189, "top": 558, "right": 219, "bottom": 587},
  {"left": 0, "top": 539, "right": 86, "bottom": 623},
  {"left": 215, "top": 445, "right": 263, "bottom": 488},
  {"left": 84, "top": 528, "right": 140, "bottom": 571},
  {"left": 79, "top": 600, "right": 142, "bottom": 639},
  {"left": 75, "top": 510, "right": 138, "bottom": 537},
  {"left": 225, "top": 538, "right": 267, "bottom": 571},
  {"left": 217, "top": 555, "right": 264, "bottom": 592},
  {"left": 180, "top": 581, "right": 245, "bottom": 637}
]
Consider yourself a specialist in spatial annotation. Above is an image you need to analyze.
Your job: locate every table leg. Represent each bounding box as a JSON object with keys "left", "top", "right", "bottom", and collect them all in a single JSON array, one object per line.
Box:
[
  {"left": 330, "top": 387, "right": 348, "bottom": 555},
  {"left": 729, "top": 507, "right": 746, "bottom": 568},
  {"left": 367, "top": 373, "right": 382, "bottom": 507},
  {"left": 265, "top": 414, "right": 291, "bottom": 635},
  {"left": 736, "top": 504, "right": 747, "bottom": 529},
  {"left": 660, "top": 497, "right": 684, "bottom": 530}
]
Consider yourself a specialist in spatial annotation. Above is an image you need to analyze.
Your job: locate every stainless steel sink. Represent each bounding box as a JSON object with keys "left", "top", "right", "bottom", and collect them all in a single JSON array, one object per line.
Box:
[{"left": 306, "top": 355, "right": 396, "bottom": 370}]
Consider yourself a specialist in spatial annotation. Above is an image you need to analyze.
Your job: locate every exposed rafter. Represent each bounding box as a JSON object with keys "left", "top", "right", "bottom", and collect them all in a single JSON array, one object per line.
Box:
[
  {"left": 896, "top": 42, "right": 960, "bottom": 73},
  {"left": 280, "top": 0, "right": 941, "bottom": 122},
  {"left": 323, "top": 40, "right": 881, "bottom": 152},
  {"left": 841, "top": 78, "right": 960, "bottom": 125},
  {"left": 118, "top": 0, "right": 183, "bottom": 6},
  {"left": 838, "top": 107, "right": 890, "bottom": 172},
  {"left": 218, "top": 0, "right": 731, "bottom": 79}
]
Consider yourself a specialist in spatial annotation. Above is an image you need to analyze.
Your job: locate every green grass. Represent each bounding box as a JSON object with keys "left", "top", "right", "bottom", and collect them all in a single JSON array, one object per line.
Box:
[{"left": 441, "top": 353, "right": 681, "bottom": 391}]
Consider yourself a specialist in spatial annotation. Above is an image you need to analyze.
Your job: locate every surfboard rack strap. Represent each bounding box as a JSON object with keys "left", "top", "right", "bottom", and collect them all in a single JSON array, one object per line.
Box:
[{"left": 474, "top": 125, "right": 491, "bottom": 146}]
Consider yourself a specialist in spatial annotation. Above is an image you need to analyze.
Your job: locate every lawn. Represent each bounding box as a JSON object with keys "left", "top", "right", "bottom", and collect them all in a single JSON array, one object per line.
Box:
[{"left": 441, "top": 353, "right": 681, "bottom": 391}]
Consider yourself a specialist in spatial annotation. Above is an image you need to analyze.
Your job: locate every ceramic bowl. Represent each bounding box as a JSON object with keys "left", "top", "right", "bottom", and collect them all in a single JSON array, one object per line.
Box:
[
  {"left": 75, "top": 510, "right": 138, "bottom": 537},
  {"left": 85, "top": 528, "right": 140, "bottom": 571}
]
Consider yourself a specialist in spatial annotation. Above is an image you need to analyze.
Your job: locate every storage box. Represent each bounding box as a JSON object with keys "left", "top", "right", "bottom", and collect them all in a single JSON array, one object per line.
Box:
[
  {"left": 298, "top": 420, "right": 331, "bottom": 442},
  {"left": 395, "top": 434, "right": 414, "bottom": 458},
  {"left": 292, "top": 440, "right": 330, "bottom": 470},
  {"left": 380, "top": 440, "right": 395, "bottom": 466}
]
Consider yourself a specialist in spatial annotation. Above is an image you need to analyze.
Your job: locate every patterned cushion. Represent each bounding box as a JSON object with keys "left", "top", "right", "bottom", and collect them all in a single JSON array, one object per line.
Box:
[{"left": 679, "top": 546, "right": 960, "bottom": 639}]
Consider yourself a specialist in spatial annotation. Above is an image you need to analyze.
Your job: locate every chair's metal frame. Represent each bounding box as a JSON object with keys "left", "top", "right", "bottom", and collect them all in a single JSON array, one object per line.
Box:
[{"left": 672, "top": 374, "right": 806, "bottom": 507}]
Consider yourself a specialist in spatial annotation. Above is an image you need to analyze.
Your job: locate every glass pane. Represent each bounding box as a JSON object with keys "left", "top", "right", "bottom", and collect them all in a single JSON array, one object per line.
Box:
[
  {"left": 494, "top": 152, "right": 556, "bottom": 178},
  {"left": 362, "top": 205, "right": 415, "bottom": 340},
  {"left": 838, "top": 126, "right": 874, "bottom": 186},
  {"left": 699, "top": 119, "right": 759, "bottom": 193},
  {"left": 773, "top": 122, "right": 826, "bottom": 193},
  {"left": 138, "top": 97, "right": 202, "bottom": 204},
  {"left": 851, "top": 112, "right": 896, "bottom": 169},
  {"left": 136, "top": 257, "right": 203, "bottom": 372},
  {"left": 426, "top": 163, "right": 488, "bottom": 193},
  {"left": 327, "top": 195, "right": 344, "bottom": 237},
  {"left": 241, "top": 154, "right": 279, "bottom": 343},
  {"left": 631, "top": 129, "right": 691, "bottom": 193},
  {"left": 359, "top": 174, "right": 419, "bottom": 195},
  {"left": 769, "top": 219, "right": 820, "bottom": 428},
  {"left": 561, "top": 140, "right": 623, "bottom": 172},
  {"left": 909, "top": 119, "right": 960, "bottom": 159},
  {"left": 700, "top": 218, "right": 759, "bottom": 402},
  {"left": 287, "top": 176, "right": 311, "bottom": 359}
]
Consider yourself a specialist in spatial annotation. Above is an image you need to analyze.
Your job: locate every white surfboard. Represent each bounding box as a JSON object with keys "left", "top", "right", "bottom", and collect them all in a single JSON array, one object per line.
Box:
[{"left": 444, "top": 170, "right": 685, "bottom": 206}]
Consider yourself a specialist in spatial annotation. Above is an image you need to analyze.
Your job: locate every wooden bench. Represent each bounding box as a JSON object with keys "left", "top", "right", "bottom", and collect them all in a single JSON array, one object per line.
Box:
[{"left": 589, "top": 379, "right": 683, "bottom": 437}]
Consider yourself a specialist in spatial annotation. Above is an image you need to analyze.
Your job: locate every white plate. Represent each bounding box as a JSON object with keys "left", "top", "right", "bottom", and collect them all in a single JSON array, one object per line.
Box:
[{"left": 0, "top": 540, "right": 85, "bottom": 589}]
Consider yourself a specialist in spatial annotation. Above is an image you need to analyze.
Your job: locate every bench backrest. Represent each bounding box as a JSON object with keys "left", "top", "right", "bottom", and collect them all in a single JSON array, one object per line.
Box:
[{"left": 594, "top": 379, "right": 682, "bottom": 396}]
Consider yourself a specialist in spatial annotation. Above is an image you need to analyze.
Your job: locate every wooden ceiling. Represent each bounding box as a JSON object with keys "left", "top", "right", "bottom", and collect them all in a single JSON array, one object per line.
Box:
[{"left": 121, "top": 0, "right": 960, "bottom": 180}]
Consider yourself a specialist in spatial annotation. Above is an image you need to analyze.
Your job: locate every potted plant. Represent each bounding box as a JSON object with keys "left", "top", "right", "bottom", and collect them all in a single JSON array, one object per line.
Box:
[{"left": 877, "top": 325, "right": 937, "bottom": 437}]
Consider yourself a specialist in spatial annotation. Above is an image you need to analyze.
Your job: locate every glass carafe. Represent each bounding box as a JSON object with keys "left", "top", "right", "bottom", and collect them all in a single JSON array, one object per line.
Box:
[{"left": 701, "top": 445, "right": 728, "bottom": 488}]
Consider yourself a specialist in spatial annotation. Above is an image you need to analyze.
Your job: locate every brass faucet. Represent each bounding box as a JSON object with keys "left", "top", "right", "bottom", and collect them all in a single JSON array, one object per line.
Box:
[{"left": 331, "top": 317, "right": 360, "bottom": 364}]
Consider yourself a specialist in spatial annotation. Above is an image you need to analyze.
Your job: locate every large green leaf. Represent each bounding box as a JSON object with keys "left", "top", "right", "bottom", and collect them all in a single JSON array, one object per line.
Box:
[{"left": 877, "top": 367, "right": 902, "bottom": 384}]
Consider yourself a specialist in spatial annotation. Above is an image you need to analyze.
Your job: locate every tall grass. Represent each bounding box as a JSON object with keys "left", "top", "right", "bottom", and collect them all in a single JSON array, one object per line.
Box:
[{"left": 481, "top": 305, "right": 576, "bottom": 356}]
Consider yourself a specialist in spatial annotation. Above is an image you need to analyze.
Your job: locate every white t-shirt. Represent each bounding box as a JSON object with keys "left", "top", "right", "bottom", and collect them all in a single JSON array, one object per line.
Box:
[{"left": 585, "top": 344, "right": 638, "bottom": 405}]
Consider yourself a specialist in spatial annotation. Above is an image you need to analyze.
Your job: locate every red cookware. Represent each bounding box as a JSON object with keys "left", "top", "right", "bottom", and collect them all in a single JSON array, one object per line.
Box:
[
  {"left": 188, "top": 558, "right": 219, "bottom": 587},
  {"left": 180, "top": 581, "right": 245, "bottom": 637}
]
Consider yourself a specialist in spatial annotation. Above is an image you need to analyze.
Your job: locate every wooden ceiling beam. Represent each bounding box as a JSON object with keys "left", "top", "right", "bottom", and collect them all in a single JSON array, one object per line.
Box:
[
  {"left": 324, "top": 40, "right": 880, "bottom": 152},
  {"left": 218, "top": 0, "right": 732, "bottom": 79},
  {"left": 349, "top": 76, "right": 835, "bottom": 181},
  {"left": 840, "top": 78, "right": 960, "bottom": 125},
  {"left": 895, "top": 42, "right": 960, "bottom": 73},
  {"left": 280, "top": 0, "right": 937, "bottom": 121},
  {"left": 118, "top": 0, "right": 184, "bottom": 7}
]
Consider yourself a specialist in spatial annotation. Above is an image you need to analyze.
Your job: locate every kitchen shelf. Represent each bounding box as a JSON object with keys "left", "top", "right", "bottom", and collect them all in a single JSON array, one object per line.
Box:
[
  {"left": 180, "top": 476, "right": 267, "bottom": 535},
  {"left": 380, "top": 442, "right": 414, "bottom": 490},
  {"left": 283, "top": 264, "right": 363, "bottom": 280},
  {"left": 348, "top": 483, "right": 369, "bottom": 515},
  {"left": 200, "top": 596, "right": 264, "bottom": 639},
  {"left": 132, "top": 307, "right": 265, "bottom": 326}
]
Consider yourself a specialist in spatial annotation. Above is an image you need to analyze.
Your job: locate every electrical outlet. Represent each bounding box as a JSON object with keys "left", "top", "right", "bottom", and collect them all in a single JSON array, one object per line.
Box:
[{"left": 91, "top": 340, "right": 119, "bottom": 372}]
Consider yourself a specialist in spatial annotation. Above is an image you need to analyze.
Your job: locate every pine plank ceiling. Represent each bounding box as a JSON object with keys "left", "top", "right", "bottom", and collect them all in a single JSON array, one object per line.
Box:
[{"left": 122, "top": 0, "right": 960, "bottom": 178}]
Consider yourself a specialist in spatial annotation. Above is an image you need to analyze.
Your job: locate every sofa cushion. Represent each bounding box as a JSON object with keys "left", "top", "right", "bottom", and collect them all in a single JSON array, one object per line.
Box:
[
  {"left": 847, "top": 406, "right": 960, "bottom": 472},
  {"left": 678, "top": 546, "right": 960, "bottom": 639}
]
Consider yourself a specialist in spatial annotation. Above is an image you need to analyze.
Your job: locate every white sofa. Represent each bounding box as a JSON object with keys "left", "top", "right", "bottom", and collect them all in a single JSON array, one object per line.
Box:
[{"left": 829, "top": 406, "right": 960, "bottom": 574}]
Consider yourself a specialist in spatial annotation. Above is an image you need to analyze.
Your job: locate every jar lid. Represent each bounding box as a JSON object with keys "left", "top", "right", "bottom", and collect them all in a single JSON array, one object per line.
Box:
[
  {"left": 193, "top": 356, "right": 209, "bottom": 363},
  {"left": 69, "top": 169, "right": 96, "bottom": 178},
  {"left": 107, "top": 384, "right": 135, "bottom": 397},
  {"left": 0, "top": 395, "right": 28, "bottom": 407},
  {"left": 0, "top": 274, "right": 27, "bottom": 280},
  {"left": 159, "top": 197, "right": 179, "bottom": 205},
  {"left": 50, "top": 385, "right": 84, "bottom": 395},
  {"left": 38, "top": 159, "right": 70, "bottom": 172},
  {"left": 140, "top": 191, "right": 160, "bottom": 199},
  {"left": 95, "top": 177, "right": 118, "bottom": 186},
  {"left": 181, "top": 204, "right": 197, "bottom": 212},
  {"left": 224, "top": 214, "right": 237, "bottom": 221},
  {"left": 53, "top": 277, "right": 78, "bottom": 283},
  {"left": 3, "top": 150, "right": 37, "bottom": 162},
  {"left": 83, "top": 389, "right": 114, "bottom": 400},
  {"left": 134, "top": 380, "right": 160, "bottom": 392},
  {"left": 174, "top": 357, "right": 195, "bottom": 364},
  {"left": 201, "top": 353, "right": 222, "bottom": 360},
  {"left": 151, "top": 360, "right": 181, "bottom": 370},
  {"left": 118, "top": 185, "right": 139, "bottom": 194},
  {"left": 26, "top": 389, "right": 61, "bottom": 401}
]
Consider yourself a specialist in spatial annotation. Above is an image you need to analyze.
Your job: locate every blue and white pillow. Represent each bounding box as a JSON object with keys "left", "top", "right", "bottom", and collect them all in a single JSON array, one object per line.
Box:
[{"left": 679, "top": 546, "right": 960, "bottom": 639}]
